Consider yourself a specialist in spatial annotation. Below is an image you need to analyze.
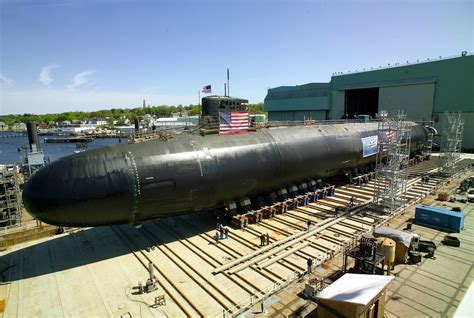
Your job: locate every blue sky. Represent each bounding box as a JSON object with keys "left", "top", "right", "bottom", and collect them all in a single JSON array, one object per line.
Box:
[{"left": 0, "top": 0, "right": 472, "bottom": 115}]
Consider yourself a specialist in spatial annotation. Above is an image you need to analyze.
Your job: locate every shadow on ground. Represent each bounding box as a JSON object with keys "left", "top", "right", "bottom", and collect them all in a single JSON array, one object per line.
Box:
[{"left": 0, "top": 211, "right": 216, "bottom": 282}]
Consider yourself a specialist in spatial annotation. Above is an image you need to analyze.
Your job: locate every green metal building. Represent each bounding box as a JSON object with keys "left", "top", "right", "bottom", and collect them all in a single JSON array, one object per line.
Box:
[
  {"left": 264, "top": 83, "right": 330, "bottom": 121},
  {"left": 264, "top": 54, "right": 474, "bottom": 150}
]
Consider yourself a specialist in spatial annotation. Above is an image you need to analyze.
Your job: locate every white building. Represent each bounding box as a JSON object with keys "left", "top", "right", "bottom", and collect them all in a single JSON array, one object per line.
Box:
[
  {"left": 87, "top": 118, "right": 107, "bottom": 126},
  {"left": 12, "top": 123, "right": 26, "bottom": 131},
  {"left": 56, "top": 124, "right": 96, "bottom": 134},
  {"left": 115, "top": 125, "right": 136, "bottom": 133},
  {"left": 154, "top": 116, "right": 199, "bottom": 128}
]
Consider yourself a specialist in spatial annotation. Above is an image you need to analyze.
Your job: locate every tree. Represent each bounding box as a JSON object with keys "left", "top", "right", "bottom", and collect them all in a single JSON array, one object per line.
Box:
[
  {"left": 189, "top": 105, "right": 201, "bottom": 116},
  {"left": 247, "top": 103, "right": 265, "bottom": 114}
]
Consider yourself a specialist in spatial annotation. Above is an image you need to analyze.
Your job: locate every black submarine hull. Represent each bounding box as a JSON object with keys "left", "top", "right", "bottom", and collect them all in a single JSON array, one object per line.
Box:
[{"left": 23, "top": 122, "right": 428, "bottom": 227}]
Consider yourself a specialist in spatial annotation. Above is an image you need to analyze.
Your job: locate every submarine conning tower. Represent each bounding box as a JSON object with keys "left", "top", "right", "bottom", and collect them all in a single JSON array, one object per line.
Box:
[{"left": 199, "top": 95, "right": 249, "bottom": 128}]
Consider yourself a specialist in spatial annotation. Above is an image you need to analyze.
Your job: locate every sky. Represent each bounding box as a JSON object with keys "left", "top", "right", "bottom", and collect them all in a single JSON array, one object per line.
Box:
[{"left": 0, "top": 0, "right": 472, "bottom": 115}]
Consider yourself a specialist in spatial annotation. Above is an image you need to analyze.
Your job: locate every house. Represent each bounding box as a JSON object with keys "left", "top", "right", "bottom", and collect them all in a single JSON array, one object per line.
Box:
[{"left": 12, "top": 122, "right": 26, "bottom": 131}]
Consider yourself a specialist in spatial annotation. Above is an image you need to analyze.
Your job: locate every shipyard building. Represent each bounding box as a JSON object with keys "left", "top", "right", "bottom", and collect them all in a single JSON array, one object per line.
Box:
[{"left": 264, "top": 54, "right": 474, "bottom": 150}]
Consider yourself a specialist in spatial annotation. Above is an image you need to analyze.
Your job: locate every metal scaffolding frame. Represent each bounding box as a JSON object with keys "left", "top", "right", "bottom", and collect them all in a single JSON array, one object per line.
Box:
[
  {"left": 18, "top": 147, "right": 46, "bottom": 178},
  {"left": 373, "top": 110, "right": 412, "bottom": 214},
  {"left": 439, "top": 112, "right": 464, "bottom": 176},
  {"left": 0, "top": 165, "right": 22, "bottom": 227}
]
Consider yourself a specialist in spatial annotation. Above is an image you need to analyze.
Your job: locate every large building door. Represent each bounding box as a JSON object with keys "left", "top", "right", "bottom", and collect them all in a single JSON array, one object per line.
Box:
[
  {"left": 378, "top": 83, "right": 435, "bottom": 121},
  {"left": 344, "top": 88, "right": 379, "bottom": 118}
]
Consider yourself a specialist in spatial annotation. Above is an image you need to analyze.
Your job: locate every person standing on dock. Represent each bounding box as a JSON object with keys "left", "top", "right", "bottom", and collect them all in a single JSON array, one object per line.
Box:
[
  {"left": 260, "top": 233, "right": 265, "bottom": 246},
  {"left": 350, "top": 196, "right": 354, "bottom": 207},
  {"left": 307, "top": 257, "right": 313, "bottom": 274},
  {"left": 265, "top": 233, "right": 270, "bottom": 245},
  {"left": 307, "top": 219, "right": 311, "bottom": 231},
  {"left": 219, "top": 226, "right": 225, "bottom": 240}
]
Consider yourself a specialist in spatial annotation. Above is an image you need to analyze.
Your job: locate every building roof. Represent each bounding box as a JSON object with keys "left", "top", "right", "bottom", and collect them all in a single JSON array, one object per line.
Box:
[{"left": 317, "top": 274, "right": 394, "bottom": 306}]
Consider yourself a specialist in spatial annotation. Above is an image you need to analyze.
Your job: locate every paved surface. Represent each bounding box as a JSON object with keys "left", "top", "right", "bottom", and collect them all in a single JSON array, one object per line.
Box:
[
  {"left": 247, "top": 168, "right": 473, "bottom": 318},
  {"left": 384, "top": 174, "right": 473, "bottom": 318},
  {"left": 0, "top": 169, "right": 410, "bottom": 317}
]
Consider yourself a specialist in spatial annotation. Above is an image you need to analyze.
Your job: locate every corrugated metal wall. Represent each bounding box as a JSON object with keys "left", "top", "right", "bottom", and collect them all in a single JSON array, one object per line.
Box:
[
  {"left": 331, "top": 55, "right": 474, "bottom": 149},
  {"left": 268, "top": 110, "right": 327, "bottom": 121},
  {"left": 378, "top": 83, "right": 435, "bottom": 121},
  {"left": 264, "top": 83, "right": 330, "bottom": 122}
]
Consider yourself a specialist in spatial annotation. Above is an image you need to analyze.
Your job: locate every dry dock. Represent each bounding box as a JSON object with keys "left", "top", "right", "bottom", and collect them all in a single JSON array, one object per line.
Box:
[{"left": 0, "top": 158, "right": 472, "bottom": 317}]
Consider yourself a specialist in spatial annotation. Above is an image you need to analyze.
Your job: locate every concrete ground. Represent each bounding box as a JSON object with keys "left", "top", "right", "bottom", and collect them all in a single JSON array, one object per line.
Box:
[
  {"left": 248, "top": 168, "right": 473, "bottom": 318},
  {"left": 384, "top": 176, "right": 473, "bottom": 317}
]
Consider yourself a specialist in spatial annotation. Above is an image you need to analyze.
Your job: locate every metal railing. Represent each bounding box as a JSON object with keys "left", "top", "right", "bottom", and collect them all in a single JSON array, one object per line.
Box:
[{"left": 332, "top": 52, "right": 472, "bottom": 77}]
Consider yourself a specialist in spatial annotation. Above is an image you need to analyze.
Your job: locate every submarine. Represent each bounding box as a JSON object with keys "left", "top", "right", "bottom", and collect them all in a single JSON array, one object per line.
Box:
[{"left": 23, "top": 96, "right": 431, "bottom": 227}]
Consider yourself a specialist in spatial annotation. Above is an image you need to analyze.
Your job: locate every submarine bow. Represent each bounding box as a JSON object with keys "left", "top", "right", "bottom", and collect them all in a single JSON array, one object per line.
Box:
[{"left": 23, "top": 122, "right": 429, "bottom": 227}]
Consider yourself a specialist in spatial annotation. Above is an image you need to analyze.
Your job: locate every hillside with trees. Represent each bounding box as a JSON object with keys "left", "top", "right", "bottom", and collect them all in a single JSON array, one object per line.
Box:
[{"left": 1, "top": 103, "right": 265, "bottom": 128}]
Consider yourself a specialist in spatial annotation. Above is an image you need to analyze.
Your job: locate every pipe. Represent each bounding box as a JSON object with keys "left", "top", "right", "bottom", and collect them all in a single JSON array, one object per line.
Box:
[{"left": 26, "top": 122, "right": 41, "bottom": 152}]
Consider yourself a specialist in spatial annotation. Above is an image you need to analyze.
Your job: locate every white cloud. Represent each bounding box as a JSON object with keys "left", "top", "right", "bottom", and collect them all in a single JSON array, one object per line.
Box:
[
  {"left": 39, "top": 64, "right": 59, "bottom": 86},
  {"left": 1, "top": 88, "right": 195, "bottom": 115},
  {"left": 68, "top": 70, "right": 95, "bottom": 89},
  {"left": 0, "top": 73, "right": 14, "bottom": 86}
]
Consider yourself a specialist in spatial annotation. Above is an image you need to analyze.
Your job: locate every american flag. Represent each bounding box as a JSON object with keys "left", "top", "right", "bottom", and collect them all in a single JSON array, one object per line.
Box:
[
  {"left": 202, "top": 85, "right": 211, "bottom": 93},
  {"left": 219, "top": 111, "right": 249, "bottom": 135},
  {"left": 385, "top": 130, "right": 396, "bottom": 141},
  {"left": 381, "top": 130, "right": 396, "bottom": 152}
]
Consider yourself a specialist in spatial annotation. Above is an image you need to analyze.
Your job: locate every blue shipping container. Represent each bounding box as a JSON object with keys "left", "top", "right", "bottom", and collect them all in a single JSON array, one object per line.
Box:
[{"left": 415, "top": 205, "right": 464, "bottom": 233}]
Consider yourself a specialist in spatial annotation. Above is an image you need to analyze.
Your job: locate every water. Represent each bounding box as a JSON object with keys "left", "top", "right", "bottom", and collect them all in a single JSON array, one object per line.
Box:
[{"left": 0, "top": 131, "right": 122, "bottom": 165}]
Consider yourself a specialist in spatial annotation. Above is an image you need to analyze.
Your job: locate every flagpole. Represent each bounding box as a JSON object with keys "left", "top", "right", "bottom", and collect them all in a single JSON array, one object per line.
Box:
[{"left": 198, "top": 90, "right": 201, "bottom": 119}]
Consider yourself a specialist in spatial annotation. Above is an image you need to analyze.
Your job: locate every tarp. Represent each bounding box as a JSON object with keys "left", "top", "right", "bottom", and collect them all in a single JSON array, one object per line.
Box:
[
  {"left": 317, "top": 273, "right": 394, "bottom": 306},
  {"left": 373, "top": 226, "right": 414, "bottom": 248}
]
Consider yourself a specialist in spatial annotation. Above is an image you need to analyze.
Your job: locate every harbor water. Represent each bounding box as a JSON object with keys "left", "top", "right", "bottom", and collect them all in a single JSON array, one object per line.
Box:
[{"left": 0, "top": 131, "right": 121, "bottom": 165}]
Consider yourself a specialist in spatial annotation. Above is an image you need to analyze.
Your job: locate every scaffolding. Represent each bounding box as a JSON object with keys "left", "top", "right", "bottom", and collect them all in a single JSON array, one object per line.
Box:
[
  {"left": 439, "top": 112, "right": 464, "bottom": 176},
  {"left": 373, "top": 110, "right": 412, "bottom": 214},
  {"left": 18, "top": 146, "right": 46, "bottom": 178},
  {"left": 0, "top": 165, "right": 22, "bottom": 227}
]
